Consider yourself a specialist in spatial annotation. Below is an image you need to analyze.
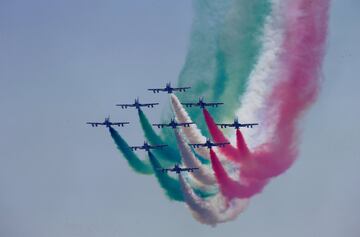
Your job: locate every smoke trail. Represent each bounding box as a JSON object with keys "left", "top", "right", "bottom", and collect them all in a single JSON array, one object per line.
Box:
[
  {"left": 179, "top": 174, "right": 249, "bottom": 226},
  {"left": 236, "top": 129, "right": 250, "bottom": 156},
  {"left": 176, "top": 0, "right": 272, "bottom": 129},
  {"left": 210, "top": 149, "right": 268, "bottom": 199},
  {"left": 214, "top": 0, "right": 271, "bottom": 123},
  {"left": 200, "top": 0, "right": 329, "bottom": 181},
  {"left": 98, "top": 0, "right": 330, "bottom": 226},
  {"left": 210, "top": 43, "right": 229, "bottom": 118},
  {"left": 202, "top": 108, "right": 242, "bottom": 161},
  {"left": 148, "top": 152, "right": 216, "bottom": 201},
  {"left": 179, "top": 174, "right": 221, "bottom": 226},
  {"left": 234, "top": 0, "right": 284, "bottom": 149},
  {"left": 170, "top": 94, "right": 209, "bottom": 159},
  {"left": 193, "top": 149, "right": 210, "bottom": 165},
  {"left": 138, "top": 109, "right": 180, "bottom": 163},
  {"left": 148, "top": 151, "right": 184, "bottom": 202},
  {"left": 176, "top": 0, "right": 232, "bottom": 132},
  {"left": 174, "top": 128, "right": 216, "bottom": 186},
  {"left": 108, "top": 127, "right": 153, "bottom": 175},
  {"left": 241, "top": 0, "right": 330, "bottom": 180}
]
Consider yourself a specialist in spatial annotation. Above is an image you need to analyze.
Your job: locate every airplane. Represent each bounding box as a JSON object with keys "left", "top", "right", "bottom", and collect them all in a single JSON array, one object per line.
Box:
[
  {"left": 148, "top": 82, "right": 191, "bottom": 94},
  {"left": 130, "top": 141, "right": 168, "bottom": 152},
  {"left": 189, "top": 138, "right": 230, "bottom": 149},
  {"left": 152, "top": 118, "right": 194, "bottom": 129},
  {"left": 181, "top": 97, "right": 224, "bottom": 108},
  {"left": 157, "top": 164, "right": 199, "bottom": 174},
  {"left": 116, "top": 98, "right": 159, "bottom": 110},
  {"left": 216, "top": 117, "right": 259, "bottom": 129},
  {"left": 87, "top": 116, "right": 130, "bottom": 128}
]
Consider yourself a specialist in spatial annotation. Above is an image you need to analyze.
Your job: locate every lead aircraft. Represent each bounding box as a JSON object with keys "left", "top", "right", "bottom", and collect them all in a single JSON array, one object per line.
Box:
[
  {"left": 87, "top": 116, "right": 129, "bottom": 128},
  {"left": 116, "top": 98, "right": 159, "bottom": 110},
  {"left": 148, "top": 82, "right": 191, "bottom": 94}
]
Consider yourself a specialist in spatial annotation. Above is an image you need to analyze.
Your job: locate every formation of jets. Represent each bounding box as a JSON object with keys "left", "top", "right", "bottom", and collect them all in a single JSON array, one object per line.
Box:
[
  {"left": 157, "top": 164, "right": 199, "bottom": 174},
  {"left": 189, "top": 138, "right": 230, "bottom": 149},
  {"left": 87, "top": 116, "right": 130, "bottom": 128},
  {"left": 153, "top": 118, "right": 194, "bottom": 129},
  {"left": 130, "top": 141, "right": 168, "bottom": 152},
  {"left": 148, "top": 82, "right": 191, "bottom": 94},
  {"left": 87, "top": 82, "right": 259, "bottom": 174},
  {"left": 182, "top": 97, "right": 224, "bottom": 108},
  {"left": 217, "top": 117, "right": 259, "bottom": 129}
]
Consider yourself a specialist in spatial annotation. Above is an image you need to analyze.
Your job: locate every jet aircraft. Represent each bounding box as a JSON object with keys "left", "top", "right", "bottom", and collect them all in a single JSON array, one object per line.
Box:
[
  {"left": 130, "top": 141, "right": 168, "bottom": 152},
  {"left": 217, "top": 117, "right": 259, "bottom": 129},
  {"left": 157, "top": 164, "right": 199, "bottom": 174},
  {"left": 87, "top": 117, "right": 129, "bottom": 128},
  {"left": 189, "top": 138, "right": 230, "bottom": 149},
  {"left": 182, "top": 97, "right": 223, "bottom": 108},
  {"left": 152, "top": 118, "right": 194, "bottom": 129},
  {"left": 116, "top": 98, "right": 159, "bottom": 110},
  {"left": 148, "top": 82, "right": 191, "bottom": 94}
]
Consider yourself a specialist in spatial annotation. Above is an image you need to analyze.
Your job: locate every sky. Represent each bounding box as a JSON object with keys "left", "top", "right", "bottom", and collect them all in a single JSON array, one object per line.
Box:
[{"left": 0, "top": 0, "right": 359, "bottom": 236}]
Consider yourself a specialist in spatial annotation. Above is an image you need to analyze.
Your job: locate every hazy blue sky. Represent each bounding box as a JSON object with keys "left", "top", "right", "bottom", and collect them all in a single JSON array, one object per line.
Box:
[{"left": 1, "top": 0, "right": 359, "bottom": 236}]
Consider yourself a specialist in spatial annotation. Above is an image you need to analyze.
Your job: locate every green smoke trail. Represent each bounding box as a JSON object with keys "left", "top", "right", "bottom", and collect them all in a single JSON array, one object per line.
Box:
[
  {"left": 148, "top": 152, "right": 217, "bottom": 202},
  {"left": 109, "top": 127, "right": 153, "bottom": 175},
  {"left": 193, "top": 150, "right": 210, "bottom": 165},
  {"left": 211, "top": 41, "right": 228, "bottom": 103},
  {"left": 148, "top": 151, "right": 184, "bottom": 202},
  {"left": 174, "top": 1, "right": 232, "bottom": 135},
  {"left": 176, "top": 0, "right": 232, "bottom": 97},
  {"left": 174, "top": 0, "right": 271, "bottom": 131},
  {"left": 138, "top": 109, "right": 180, "bottom": 164}
]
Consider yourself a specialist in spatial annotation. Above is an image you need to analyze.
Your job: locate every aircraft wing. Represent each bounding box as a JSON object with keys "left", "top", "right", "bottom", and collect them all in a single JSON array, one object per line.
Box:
[
  {"left": 152, "top": 123, "right": 167, "bottom": 128},
  {"left": 172, "top": 86, "right": 191, "bottom": 92},
  {"left": 110, "top": 122, "right": 130, "bottom": 127},
  {"left": 242, "top": 123, "right": 259, "bottom": 128},
  {"left": 215, "top": 142, "right": 230, "bottom": 147},
  {"left": 152, "top": 144, "right": 168, "bottom": 149},
  {"left": 181, "top": 102, "right": 198, "bottom": 107},
  {"left": 156, "top": 168, "right": 171, "bottom": 173},
  {"left": 116, "top": 103, "right": 135, "bottom": 109},
  {"left": 206, "top": 102, "right": 224, "bottom": 107},
  {"left": 216, "top": 123, "right": 234, "bottom": 128},
  {"left": 129, "top": 146, "right": 143, "bottom": 151},
  {"left": 148, "top": 88, "right": 165, "bottom": 93},
  {"left": 181, "top": 167, "right": 199, "bottom": 172},
  {"left": 87, "top": 122, "right": 104, "bottom": 127},
  {"left": 178, "top": 122, "right": 194, "bottom": 127},
  {"left": 188, "top": 143, "right": 206, "bottom": 148},
  {"left": 140, "top": 103, "right": 159, "bottom": 108}
]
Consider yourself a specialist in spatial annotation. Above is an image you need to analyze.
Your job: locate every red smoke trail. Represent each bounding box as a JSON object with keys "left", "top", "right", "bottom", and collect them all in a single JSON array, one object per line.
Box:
[
  {"left": 236, "top": 129, "right": 250, "bottom": 156},
  {"left": 209, "top": 149, "right": 267, "bottom": 199},
  {"left": 241, "top": 0, "right": 329, "bottom": 180},
  {"left": 203, "top": 109, "right": 242, "bottom": 161}
]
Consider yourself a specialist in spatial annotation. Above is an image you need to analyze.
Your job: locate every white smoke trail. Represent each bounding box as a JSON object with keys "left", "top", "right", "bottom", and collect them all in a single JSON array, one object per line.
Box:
[
  {"left": 179, "top": 174, "right": 249, "bottom": 226},
  {"left": 174, "top": 129, "right": 216, "bottom": 186},
  {"left": 234, "top": 0, "right": 284, "bottom": 149},
  {"left": 180, "top": 175, "right": 219, "bottom": 226},
  {"left": 171, "top": 94, "right": 210, "bottom": 159}
]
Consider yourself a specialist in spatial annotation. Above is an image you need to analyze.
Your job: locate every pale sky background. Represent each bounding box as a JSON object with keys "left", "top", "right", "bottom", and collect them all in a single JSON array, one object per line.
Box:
[{"left": 1, "top": 0, "right": 359, "bottom": 236}]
